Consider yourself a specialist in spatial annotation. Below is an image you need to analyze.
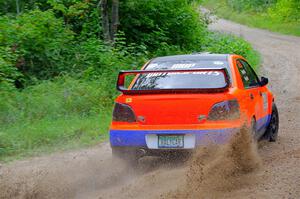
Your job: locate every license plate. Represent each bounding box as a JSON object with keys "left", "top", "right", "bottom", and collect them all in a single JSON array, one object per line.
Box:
[{"left": 158, "top": 135, "right": 184, "bottom": 148}]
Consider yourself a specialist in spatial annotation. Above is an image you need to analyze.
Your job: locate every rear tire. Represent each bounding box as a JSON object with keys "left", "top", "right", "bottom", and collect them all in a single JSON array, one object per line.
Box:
[{"left": 264, "top": 103, "right": 279, "bottom": 142}]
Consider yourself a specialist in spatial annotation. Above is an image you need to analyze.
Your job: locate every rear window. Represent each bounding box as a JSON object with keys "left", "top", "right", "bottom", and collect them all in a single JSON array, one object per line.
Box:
[{"left": 131, "top": 60, "right": 230, "bottom": 90}]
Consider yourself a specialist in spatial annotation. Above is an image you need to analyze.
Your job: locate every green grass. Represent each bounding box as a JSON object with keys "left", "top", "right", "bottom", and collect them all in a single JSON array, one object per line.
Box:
[
  {"left": 0, "top": 77, "right": 114, "bottom": 162},
  {"left": 203, "top": 0, "right": 300, "bottom": 37},
  {"left": 0, "top": 112, "right": 112, "bottom": 162}
]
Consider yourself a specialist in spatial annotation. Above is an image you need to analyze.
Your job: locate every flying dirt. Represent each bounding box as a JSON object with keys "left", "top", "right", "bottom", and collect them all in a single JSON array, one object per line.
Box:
[
  {"left": 1, "top": 18, "right": 300, "bottom": 199},
  {"left": 164, "top": 126, "right": 262, "bottom": 199}
]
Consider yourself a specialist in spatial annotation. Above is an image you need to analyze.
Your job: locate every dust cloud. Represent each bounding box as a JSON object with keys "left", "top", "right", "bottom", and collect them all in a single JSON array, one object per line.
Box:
[
  {"left": 0, "top": 147, "right": 135, "bottom": 199},
  {"left": 164, "top": 126, "right": 262, "bottom": 199}
]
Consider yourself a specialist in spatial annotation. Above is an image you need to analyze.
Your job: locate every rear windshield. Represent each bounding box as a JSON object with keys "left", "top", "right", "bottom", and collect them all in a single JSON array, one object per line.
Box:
[{"left": 131, "top": 60, "right": 230, "bottom": 90}]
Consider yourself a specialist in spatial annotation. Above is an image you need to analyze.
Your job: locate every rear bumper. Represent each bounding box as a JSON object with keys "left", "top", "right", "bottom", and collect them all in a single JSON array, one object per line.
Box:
[
  {"left": 109, "top": 113, "right": 272, "bottom": 149},
  {"left": 110, "top": 128, "right": 239, "bottom": 148}
]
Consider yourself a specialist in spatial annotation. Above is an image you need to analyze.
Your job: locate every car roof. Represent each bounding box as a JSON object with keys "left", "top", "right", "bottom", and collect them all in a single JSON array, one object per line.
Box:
[{"left": 151, "top": 54, "right": 230, "bottom": 62}]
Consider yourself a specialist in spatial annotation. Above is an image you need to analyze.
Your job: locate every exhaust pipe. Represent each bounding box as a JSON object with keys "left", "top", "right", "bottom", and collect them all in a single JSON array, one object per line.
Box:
[{"left": 137, "top": 149, "right": 146, "bottom": 157}]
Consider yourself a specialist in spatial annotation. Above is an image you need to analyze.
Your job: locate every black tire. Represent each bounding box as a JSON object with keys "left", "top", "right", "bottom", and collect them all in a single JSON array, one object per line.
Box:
[
  {"left": 264, "top": 103, "right": 279, "bottom": 142},
  {"left": 112, "top": 147, "right": 139, "bottom": 166}
]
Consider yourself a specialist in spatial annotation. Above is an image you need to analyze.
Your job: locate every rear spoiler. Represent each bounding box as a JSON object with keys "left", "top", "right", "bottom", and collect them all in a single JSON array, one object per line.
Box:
[{"left": 117, "top": 68, "right": 230, "bottom": 95}]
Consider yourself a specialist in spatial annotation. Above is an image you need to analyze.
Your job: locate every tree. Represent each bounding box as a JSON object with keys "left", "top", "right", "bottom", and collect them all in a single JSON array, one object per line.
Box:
[
  {"left": 0, "top": 0, "right": 49, "bottom": 15},
  {"left": 16, "top": 0, "right": 20, "bottom": 15},
  {"left": 111, "top": 0, "right": 119, "bottom": 41},
  {"left": 98, "top": 0, "right": 119, "bottom": 43}
]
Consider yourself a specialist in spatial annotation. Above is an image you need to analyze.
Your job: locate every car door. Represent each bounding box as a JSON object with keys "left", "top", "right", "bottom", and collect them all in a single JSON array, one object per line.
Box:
[
  {"left": 236, "top": 59, "right": 263, "bottom": 138},
  {"left": 239, "top": 59, "right": 269, "bottom": 136}
]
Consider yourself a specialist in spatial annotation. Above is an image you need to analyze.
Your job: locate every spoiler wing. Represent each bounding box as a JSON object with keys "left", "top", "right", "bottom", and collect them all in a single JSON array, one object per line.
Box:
[{"left": 117, "top": 68, "right": 230, "bottom": 95}]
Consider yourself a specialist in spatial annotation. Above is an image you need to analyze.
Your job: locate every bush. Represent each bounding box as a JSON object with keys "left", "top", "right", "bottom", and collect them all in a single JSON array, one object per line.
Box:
[
  {"left": 0, "top": 76, "right": 114, "bottom": 159},
  {"left": 47, "top": 0, "right": 101, "bottom": 37},
  {"left": 0, "top": 9, "right": 74, "bottom": 84},
  {"left": 0, "top": 46, "right": 23, "bottom": 90},
  {"left": 120, "top": 0, "right": 208, "bottom": 51},
  {"left": 0, "top": 77, "right": 113, "bottom": 126},
  {"left": 269, "top": 0, "right": 300, "bottom": 22},
  {"left": 226, "top": 0, "right": 276, "bottom": 12},
  {"left": 214, "top": 0, "right": 299, "bottom": 22},
  {"left": 204, "top": 32, "right": 260, "bottom": 69},
  {"left": 0, "top": 0, "right": 49, "bottom": 15}
]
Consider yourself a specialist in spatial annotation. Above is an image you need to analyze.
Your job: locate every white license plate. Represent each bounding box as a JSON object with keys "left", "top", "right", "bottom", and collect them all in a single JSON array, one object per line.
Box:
[{"left": 158, "top": 135, "right": 184, "bottom": 148}]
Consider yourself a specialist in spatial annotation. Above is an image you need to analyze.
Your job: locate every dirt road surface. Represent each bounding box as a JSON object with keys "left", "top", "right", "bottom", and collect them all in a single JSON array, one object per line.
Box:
[{"left": 1, "top": 19, "right": 300, "bottom": 199}]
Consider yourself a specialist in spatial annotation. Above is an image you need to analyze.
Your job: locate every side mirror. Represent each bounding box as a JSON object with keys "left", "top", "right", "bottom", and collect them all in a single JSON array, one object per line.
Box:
[{"left": 260, "top": 76, "right": 269, "bottom": 86}]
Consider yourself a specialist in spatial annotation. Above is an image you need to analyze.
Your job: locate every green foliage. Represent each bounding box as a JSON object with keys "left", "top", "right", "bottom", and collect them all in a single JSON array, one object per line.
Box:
[
  {"left": 0, "top": 114, "right": 111, "bottom": 160},
  {"left": 212, "top": 0, "right": 299, "bottom": 22},
  {"left": 269, "top": 0, "right": 300, "bottom": 22},
  {"left": 226, "top": 0, "right": 276, "bottom": 12},
  {"left": 120, "top": 0, "right": 208, "bottom": 51},
  {"left": 203, "top": 0, "right": 300, "bottom": 36},
  {"left": 0, "top": 76, "right": 113, "bottom": 159},
  {"left": 47, "top": 0, "right": 101, "bottom": 37},
  {"left": 0, "top": 0, "right": 49, "bottom": 15},
  {"left": 0, "top": 46, "right": 23, "bottom": 90},
  {"left": 0, "top": 9, "right": 74, "bottom": 83},
  {"left": 204, "top": 32, "right": 260, "bottom": 69},
  {"left": 0, "top": 77, "right": 106, "bottom": 125}
]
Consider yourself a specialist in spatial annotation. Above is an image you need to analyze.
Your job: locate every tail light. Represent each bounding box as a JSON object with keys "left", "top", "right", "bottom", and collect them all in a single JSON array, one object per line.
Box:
[
  {"left": 208, "top": 99, "right": 240, "bottom": 121},
  {"left": 113, "top": 103, "right": 136, "bottom": 123}
]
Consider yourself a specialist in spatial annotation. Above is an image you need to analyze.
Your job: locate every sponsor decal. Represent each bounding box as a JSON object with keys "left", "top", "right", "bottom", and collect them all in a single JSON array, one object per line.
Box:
[
  {"left": 146, "top": 63, "right": 159, "bottom": 69},
  {"left": 171, "top": 64, "right": 196, "bottom": 69},
  {"left": 237, "top": 61, "right": 243, "bottom": 68},
  {"left": 126, "top": 98, "right": 132, "bottom": 103},
  {"left": 145, "top": 71, "right": 221, "bottom": 78},
  {"left": 213, "top": 61, "right": 224, "bottom": 65},
  {"left": 241, "top": 69, "right": 247, "bottom": 75}
]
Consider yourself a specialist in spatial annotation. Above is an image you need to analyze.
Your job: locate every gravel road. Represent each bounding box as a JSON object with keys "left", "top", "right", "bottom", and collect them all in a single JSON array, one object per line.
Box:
[{"left": 1, "top": 18, "right": 300, "bottom": 199}]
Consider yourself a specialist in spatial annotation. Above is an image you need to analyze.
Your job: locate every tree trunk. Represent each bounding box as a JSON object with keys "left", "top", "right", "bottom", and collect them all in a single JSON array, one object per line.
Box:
[
  {"left": 111, "top": 0, "right": 119, "bottom": 42},
  {"left": 16, "top": 0, "right": 20, "bottom": 15},
  {"left": 100, "top": 0, "right": 111, "bottom": 42}
]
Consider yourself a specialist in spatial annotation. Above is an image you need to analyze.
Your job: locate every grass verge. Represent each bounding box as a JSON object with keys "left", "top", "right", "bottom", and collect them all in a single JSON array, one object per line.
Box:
[
  {"left": 0, "top": 77, "right": 114, "bottom": 162},
  {"left": 0, "top": 112, "right": 111, "bottom": 162},
  {"left": 203, "top": 0, "right": 300, "bottom": 37}
]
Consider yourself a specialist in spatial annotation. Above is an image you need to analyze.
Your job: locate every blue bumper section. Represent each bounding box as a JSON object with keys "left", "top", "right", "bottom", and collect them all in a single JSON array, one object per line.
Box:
[
  {"left": 257, "top": 114, "right": 271, "bottom": 132},
  {"left": 110, "top": 128, "right": 238, "bottom": 147},
  {"left": 110, "top": 115, "right": 272, "bottom": 148}
]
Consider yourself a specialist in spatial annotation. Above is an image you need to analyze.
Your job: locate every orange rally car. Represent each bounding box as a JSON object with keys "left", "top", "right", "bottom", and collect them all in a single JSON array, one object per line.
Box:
[{"left": 109, "top": 54, "right": 279, "bottom": 161}]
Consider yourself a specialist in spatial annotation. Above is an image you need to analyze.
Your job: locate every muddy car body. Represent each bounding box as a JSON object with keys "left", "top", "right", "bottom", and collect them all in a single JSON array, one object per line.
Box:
[{"left": 109, "top": 54, "right": 279, "bottom": 161}]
